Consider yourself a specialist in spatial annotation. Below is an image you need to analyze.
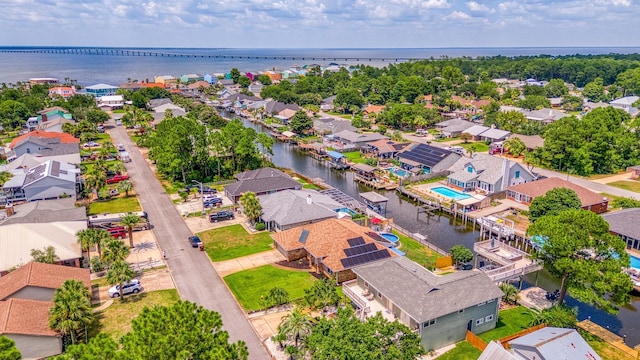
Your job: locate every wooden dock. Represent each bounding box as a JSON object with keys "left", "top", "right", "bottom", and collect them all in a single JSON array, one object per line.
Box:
[
  {"left": 353, "top": 175, "right": 398, "bottom": 190},
  {"left": 577, "top": 320, "right": 639, "bottom": 358}
]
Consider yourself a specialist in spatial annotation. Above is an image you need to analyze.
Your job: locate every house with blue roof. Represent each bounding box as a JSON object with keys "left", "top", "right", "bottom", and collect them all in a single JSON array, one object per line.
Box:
[{"left": 84, "top": 84, "right": 118, "bottom": 97}]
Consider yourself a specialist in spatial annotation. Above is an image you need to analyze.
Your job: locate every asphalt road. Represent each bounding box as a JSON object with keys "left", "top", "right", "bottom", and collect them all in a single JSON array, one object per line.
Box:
[{"left": 107, "top": 119, "right": 270, "bottom": 360}]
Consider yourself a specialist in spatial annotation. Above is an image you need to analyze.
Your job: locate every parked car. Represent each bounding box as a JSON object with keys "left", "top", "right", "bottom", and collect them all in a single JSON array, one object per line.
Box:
[
  {"left": 117, "top": 143, "right": 126, "bottom": 151},
  {"left": 108, "top": 227, "right": 127, "bottom": 239},
  {"left": 108, "top": 279, "right": 142, "bottom": 298},
  {"left": 209, "top": 210, "right": 235, "bottom": 223},
  {"left": 188, "top": 235, "right": 202, "bottom": 248},
  {"left": 106, "top": 174, "right": 129, "bottom": 184},
  {"left": 457, "top": 263, "right": 473, "bottom": 271},
  {"left": 203, "top": 197, "right": 223, "bottom": 208},
  {"left": 445, "top": 146, "right": 465, "bottom": 155},
  {"left": 185, "top": 184, "right": 217, "bottom": 194},
  {"left": 82, "top": 141, "right": 100, "bottom": 148}
]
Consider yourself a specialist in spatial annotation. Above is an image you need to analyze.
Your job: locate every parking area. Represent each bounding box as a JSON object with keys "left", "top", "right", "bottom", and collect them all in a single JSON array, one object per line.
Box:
[{"left": 92, "top": 267, "right": 175, "bottom": 304}]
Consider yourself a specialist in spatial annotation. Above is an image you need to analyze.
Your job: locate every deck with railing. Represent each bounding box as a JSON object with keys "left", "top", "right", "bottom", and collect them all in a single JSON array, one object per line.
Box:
[{"left": 474, "top": 240, "right": 542, "bottom": 282}]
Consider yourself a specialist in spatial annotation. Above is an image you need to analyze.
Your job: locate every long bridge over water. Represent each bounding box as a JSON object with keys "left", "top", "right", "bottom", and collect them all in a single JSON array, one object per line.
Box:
[{"left": 0, "top": 48, "right": 420, "bottom": 63}]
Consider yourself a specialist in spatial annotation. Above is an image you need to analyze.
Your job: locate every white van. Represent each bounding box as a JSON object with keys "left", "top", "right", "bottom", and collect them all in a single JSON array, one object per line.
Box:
[
  {"left": 446, "top": 146, "right": 465, "bottom": 155},
  {"left": 119, "top": 151, "right": 131, "bottom": 163}
]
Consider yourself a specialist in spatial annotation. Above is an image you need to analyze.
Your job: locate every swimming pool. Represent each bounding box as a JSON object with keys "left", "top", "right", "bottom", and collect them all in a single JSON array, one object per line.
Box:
[
  {"left": 388, "top": 167, "right": 409, "bottom": 177},
  {"left": 379, "top": 232, "right": 399, "bottom": 244},
  {"left": 336, "top": 208, "right": 357, "bottom": 216},
  {"left": 631, "top": 254, "right": 640, "bottom": 269},
  {"left": 431, "top": 186, "right": 472, "bottom": 201}
]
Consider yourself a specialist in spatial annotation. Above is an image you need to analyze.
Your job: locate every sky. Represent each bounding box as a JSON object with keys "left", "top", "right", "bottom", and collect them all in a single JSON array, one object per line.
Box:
[{"left": 0, "top": 0, "right": 638, "bottom": 48}]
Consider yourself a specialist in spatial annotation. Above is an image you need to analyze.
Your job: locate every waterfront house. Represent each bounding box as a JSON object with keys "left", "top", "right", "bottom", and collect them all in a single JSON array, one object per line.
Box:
[
  {"left": 224, "top": 167, "right": 302, "bottom": 203},
  {"left": 84, "top": 83, "right": 118, "bottom": 97},
  {"left": 610, "top": 96, "right": 639, "bottom": 116},
  {"left": 259, "top": 189, "right": 343, "bottom": 231},
  {"left": 397, "top": 143, "right": 461, "bottom": 174},
  {"left": 154, "top": 75, "right": 177, "bottom": 87},
  {"left": 313, "top": 117, "right": 356, "bottom": 135},
  {"left": 118, "top": 82, "right": 143, "bottom": 91},
  {"left": 264, "top": 100, "right": 299, "bottom": 116},
  {"left": 447, "top": 154, "right": 534, "bottom": 194},
  {"left": 180, "top": 73, "right": 204, "bottom": 84},
  {"left": 602, "top": 208, "right": 640, "bottom": 251},
  {"left": 435, "top": 118, "right": 476, "bottom": 137},
  {"left": 203, "top": 74, "right": 219, "bottom": 84},
  {"left": 324, "top": 130, "right": 388, "bottom": 151},
  {"left": 97, "top": 94, "right": 124, "bottom": 110},
  {"left": 271, "top": 218, "right": 396, "bottom": 283},
  {"left": 506, "top": 177, "right": 608, "bottom": 214},
  {"left": 344, "top": 256, "right": 503, "bottom": 351},
  {"left": 363, "top": 139, "right": 410, "bottom": 160},
  {"left": 264, "top": 70, "right": 282, "bottom": 82},
  {"left": 48, "top": 86, "right": 75, "bottom": 99}
]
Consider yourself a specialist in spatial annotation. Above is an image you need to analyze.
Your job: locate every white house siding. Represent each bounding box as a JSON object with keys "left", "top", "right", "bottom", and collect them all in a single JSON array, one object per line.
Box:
[
  {"left": 4, "top": 286, "right": 55, "bottom": 302},
  {"left": 6, "top": 334, "right": 62, "bottom": 360},
  {"left": 504, "top": 163, "right": 535, "bottom": 190}
]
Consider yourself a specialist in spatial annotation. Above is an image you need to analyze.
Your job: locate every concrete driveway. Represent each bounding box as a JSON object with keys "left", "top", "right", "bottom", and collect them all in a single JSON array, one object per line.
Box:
[
  {"left": 92, "top": 267, "right": 175, "bottom": 304},
  {"left": 106, "top": 118, "right": 270, "bottom": 359}
]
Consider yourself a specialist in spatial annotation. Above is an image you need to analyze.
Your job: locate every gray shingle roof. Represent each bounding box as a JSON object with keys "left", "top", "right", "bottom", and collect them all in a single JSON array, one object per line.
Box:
[
  {"left": 332, "top": 130, "right": 388, "bottom": 143},
  {"left": 602, "top": 208, "right": 640, "bottom": 240},
  {"left": 259, "top": 190, "right": 340, "bottom": 227},
  {"left": 225, "top": 168, "right": 301, "bottom": 197},
  {"left": 509, "top": 327, "right": 601, "bottom": 360},
  {"left": 352, "top": 257, "right": 503, "bottom": 323},
  {"left": 448, "top": 154, "right": 527, "bottom": 185},
  {"left": 1, "top": 198, "right": 86, "bottom": 225}
]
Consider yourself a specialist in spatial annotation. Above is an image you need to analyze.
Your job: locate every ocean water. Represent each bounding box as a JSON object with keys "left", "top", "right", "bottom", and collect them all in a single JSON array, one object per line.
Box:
[{"left": 1, "top": 47, "right": 639, "bottom": 86}]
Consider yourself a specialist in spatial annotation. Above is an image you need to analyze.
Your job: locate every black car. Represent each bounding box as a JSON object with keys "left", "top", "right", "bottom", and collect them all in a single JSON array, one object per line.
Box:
[
  {"left": 185, "top": 184, "right": 217, "bottom": 194},
  {"left": 188, "top": 236, "right": 202, "bottom": 248},
  {"left": 203, "top": 197, "right": 223, "bottom": 208},
  {"left": 209, "top": 210, "right": 235, "bottom": 223}
]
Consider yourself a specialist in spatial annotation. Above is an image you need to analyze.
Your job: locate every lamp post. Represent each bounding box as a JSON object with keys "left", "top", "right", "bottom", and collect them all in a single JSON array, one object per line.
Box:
[{"left": 191, "top": 180, "right": 205, "bottom": 217}]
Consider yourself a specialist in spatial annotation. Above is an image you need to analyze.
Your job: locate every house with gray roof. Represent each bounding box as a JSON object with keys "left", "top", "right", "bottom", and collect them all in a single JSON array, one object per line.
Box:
[
  {"left": 264, "top": 100, "right": 299, "bottom": 115},
  {"left": 224, "top": 167, "right": 302, "bottom": 203},
  {"left": 447, "top": 153, "right": 534, "bottom": 194},
  {"left": 1, "top": 198, "right": 86, "bottom": 225},
  {"left": 610, "top": 96, "right": 639, "bottom": 116},
  {"left": 259, "top": 189, "right": 343, "bottom": 231},
  {"left": 397, "top": 143, "right": 460, "bottom": 174},
  {"left": 435, "top": 118, "right": 476, "bottom": 137},
  {"left": 313, "top": 118, "right": 356, "bottom": 135},
  {"left": 148, "top": 98, "right": 173, "bottom": 109},
  {"left": 524, "top": 108, "right": 570, "bottom": 124},
  {"left": 508, "top": 327, "right": 600, "bottom": 360},
  {"left": 2, "top": 160, "right": 80, "bottom": 203},
  {"left": 602, "top": 208, "right": 640, "bottom": 251},
  {"left": 344, "top": 256, "right": 503, "bottom": 351},
  {"left": 478, "top": 128, "right": 511, "bottom": 142},
  {"left": 462, "top": 124, "right": 490, "bottom": 140},
  {"left": 324, "top": 130, "right": 388, "bottom": 151}
]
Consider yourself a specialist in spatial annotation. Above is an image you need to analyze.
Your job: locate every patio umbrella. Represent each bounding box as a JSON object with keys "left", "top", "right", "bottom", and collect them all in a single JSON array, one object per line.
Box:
[{"left": 371, "top": 218, "right": 382, "bottom": 224}]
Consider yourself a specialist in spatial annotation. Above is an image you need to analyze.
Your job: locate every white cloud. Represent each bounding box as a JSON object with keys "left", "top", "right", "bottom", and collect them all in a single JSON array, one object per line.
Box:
[
  {"left": 467, "top": 1, "right": 495, "bottom": 13},
  {"left": 445, "top": 11, "right": 471, "bottom": 20}
]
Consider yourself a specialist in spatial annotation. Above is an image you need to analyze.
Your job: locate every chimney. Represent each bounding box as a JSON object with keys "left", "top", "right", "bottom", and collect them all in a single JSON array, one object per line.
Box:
[
  {"left": 41, "top": 113, "right": 47, "bottom": 122},
  {"left": 307, "top": 195, "right": 313, "bottom": 205}
]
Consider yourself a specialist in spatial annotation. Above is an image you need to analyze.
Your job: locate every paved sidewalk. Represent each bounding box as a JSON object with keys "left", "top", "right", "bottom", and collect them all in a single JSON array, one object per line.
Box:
[{"left": 213, "top": 249, "right": 285, "bottom": 277}]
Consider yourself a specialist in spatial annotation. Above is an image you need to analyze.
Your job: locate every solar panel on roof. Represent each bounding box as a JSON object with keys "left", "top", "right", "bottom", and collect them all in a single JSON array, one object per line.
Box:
[
  {"left": 400, "top": 143, "right": 452, "bottom": 167},
  {"left": 344, "top": 243, "right": 378, "bottom": 257},
  {"left": 340, "top": 249, "right": 391, "bottom": 268},
  {"left": 347, "top": 237, "right": 365, "bottom": 247}
]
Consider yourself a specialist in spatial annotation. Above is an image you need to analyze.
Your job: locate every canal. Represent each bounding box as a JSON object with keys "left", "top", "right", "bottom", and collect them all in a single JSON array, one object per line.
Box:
[{"left": 239, "top": 117, "right": 640, "bottom": 346}]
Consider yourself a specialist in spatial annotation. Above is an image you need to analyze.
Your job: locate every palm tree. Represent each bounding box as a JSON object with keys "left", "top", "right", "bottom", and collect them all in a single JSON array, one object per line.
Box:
[
  {"left": 120, "top": 213, "right": 141, "bottom": 248},
  {"left": 239, "top": 191, "right": 262, "bottom": 226},
  {"left": 277, "top": 307, "right": 312, "bottom": 347},
  {"left": 113, "top": 162, "right": 127, "bottom": 176},
  {"left": 499, "top": 283, "right": 519, "bottom": 305},
  {"left": 0, "top": 171, "right": 13, "bottom": 186},
  {"left": 101, "top": 239, "right": 130, "bottom": 265},
  {"left": 106, "top": 261, "right": 136, "bottom": 299},
  {"left": 84, "top": 170, "right": 106, "bottom": 198},
  {"left": 49, "top": 280, "right": 93, "bottom": 344},
  {"left": 118, "top": 180, "right": 133, "bottom": 197},
  {"left": 284, "top": 345, "right": 299, "bottom": 360},
  {"left": 76, "top": 229, "right": 95, "bottom": 261}
]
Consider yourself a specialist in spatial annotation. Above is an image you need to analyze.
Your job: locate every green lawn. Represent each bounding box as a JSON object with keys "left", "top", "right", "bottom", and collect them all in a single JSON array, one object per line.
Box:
[
  {"left": 224, "top": 265, "right": 317, "bottom": 311},
  {"left": 199, "top": 224, "right": 274, "bottom": 261},
  {"left": 436, "top": 341, "right": 482, "bottom": 360},
  {"left": 97, "top": 289, "right": 179, "bottom": 340},
  {"left": 459, "top": 142, "right": 489, "bottom": 153},
  {"left": 297, "top": 178, "right": 321, "bottom": 190},
  {"left": 607, "top": 180, "right": 640, "bottom": 194},
  {"left": 343, "top": 150, "right": 370, "bottom": 164},
  {"left": 478, "top": 306, "right": 535, "bottom": 342},
  {"left": 395, "top": 231, "right": 441, "bottom": 268},
  {"left": 89, "top": 196, "right": 142, "bottom": 215},
  {"left": 326, "top": 111, "right": 353, "bottom": 119}
]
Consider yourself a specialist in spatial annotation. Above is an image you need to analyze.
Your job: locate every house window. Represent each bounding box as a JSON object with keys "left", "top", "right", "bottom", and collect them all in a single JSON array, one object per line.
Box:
[
  {"left": 485, "top": 314, "right": 494, "bottom": 322},
  {"left": 26, "top": 148, "right": 31, "bottom": 154},
  {"left": 477, "top": 301, "right": 487, "bottom": 306},
  {"left": 467, "top": 166, "right": 473, "bottom": 173},
  {"left": 475, "top": 318, "right": 484, "bottom": 326},
  {"left": 458, "top": 309, "right": 464, "bottom": 314},
  {"left": 423, "top": 319, "right": 436, "bottom": 328},
  {"left": 515, "top": 170, "right": 521, "bottom": 179},
  {"left": 377, "top": 291, "right": 382, "bottom": 298}
]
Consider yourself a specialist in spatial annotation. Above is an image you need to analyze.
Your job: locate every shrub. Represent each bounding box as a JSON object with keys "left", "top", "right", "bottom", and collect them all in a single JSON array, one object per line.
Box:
[{"left": 255, "top": 223, "right": 266, "bottom": 231}]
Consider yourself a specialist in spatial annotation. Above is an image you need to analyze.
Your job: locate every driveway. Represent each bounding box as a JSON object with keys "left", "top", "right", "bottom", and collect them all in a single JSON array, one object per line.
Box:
[{"left": 106, "top": 119, "right": 270, "bottom": 359}]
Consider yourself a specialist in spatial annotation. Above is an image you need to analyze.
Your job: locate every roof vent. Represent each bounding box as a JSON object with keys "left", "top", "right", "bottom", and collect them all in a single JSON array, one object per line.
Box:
[{"left": 307, "top": 195, "right": 313, "bottom": 204}]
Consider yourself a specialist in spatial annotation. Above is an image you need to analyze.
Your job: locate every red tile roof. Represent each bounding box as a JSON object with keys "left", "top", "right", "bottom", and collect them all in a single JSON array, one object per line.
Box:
[
  {"left": 506, "top": 177, "right": 606, "bottom": 207},
  {"left": 0, "top": 262, "right": 90, "bottom": 300},
  {"left": 363, "top": 105, "right": 386, "bottom": 114},
  {"left": 0, "top": 298, "right": 58, "bottom": 337},
  {"left": 9, "top": 130, "right": 79, "bottom": 148},
  {"left": 272, "top": 218, "right": 396, "bottom": 272}
]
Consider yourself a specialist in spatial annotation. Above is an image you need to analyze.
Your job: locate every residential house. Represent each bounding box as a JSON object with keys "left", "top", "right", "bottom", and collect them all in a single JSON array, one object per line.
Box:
[
  {"left": 447, "top": 154, "right": 535, "bottom": 194},
  {"left": 203, "top": 74, "right": 218, "bottom": 84},
  {"left": 479, "top": 327, "right": 601, "bottom": 360},
  {"left": 610, "top": 96, "right": 639, "bottom": 116},
  {"left": 397, "top": 143, "right": 461, "bottom": 174},
  {"left": 218, "top": 79, "right": 236, "bottom": 87},
  {"left": 450, "top": 96, "right": 491, "bottom": 114},
  {"left": 324, "top": 130, "right": 389, "bottom": 151},
  {"left": 224, "top": 167, "right": 302, "bottom": 203},
  {"left": 463, "top": 125, "right": 490, "bottom": 141},
  {"left": 182, "top": 81, "right": 210, "bottom": 96},
  {"left": 264, "top": 100, "right": 299, "bottom": 116},
  {"left": 271, "top": 218, "right": 397, "bottom": 283},
  {"left": 1, "top": 198, "right": 86, "bottom": 226},
  {"left": 3, "top": 160, "right": 80, "bottom": 202},
  {"left": 148, "top": 98, "right": 173, "bottom": 109},
  {"left": 0, "top": 262, "right": 90, "bottom": 359},
  {"left": 25, "top": 107, "right": 73, "bottom": 131},
  {"left": 524, "top": 108, "right": 570, "bottom": 124},
  {"left": 344, "top": 256, "right": 503, "bottom": 351},
  {"left": 259, "top": 189, "right": 344, "bottom": 231},
  {"left": 0, "top": 298, "right": 63, "bottom": 359},
  {"left": 478, "top": 128, "right": 511, "bottom": 142},
  {"left": 118, "top": 82, "right": 143, "bottom": 91},
  {"left": 602, "top": 208, "right": 640, "bottom": 251},
  {"left": 29, "top": 78, "right": 58, "bottom": 86},
  {"left": 35, "top": 117, "right": 75, "bottom": 133},
  {"left": 628, "top": 165, "right": 640, "bottom": 180},
  {"left": 435, "top": 118, "right": 476, "bottom": 137},
  {"left": 362, "top": 104, "right": 385, "bottom": 118},
  {"left": 363, "top": 139, "right": 410, "bottom": 160},
  {"left": 8, "top": 130, "right": 80, "bottom": 164},
  {"left": 506, "top": 177, "right": 608, "bottom": 213},
  {"left": 313, "top": 117, "right": 356, "bottom": 135},
  {"left": 48, "top": 86, "right": 75, "bottom": 99},
  {"left": 264, "top": 71, "right": 282, "bottom": 82},
  {"left": 154, "top": 75, "right": 177, "bottom": 87},
  {"left": 248, "top": 83, "right": 263, "bottom": 97},
  {"left": 507, "top": 134, "right": 544, "bottom": 152},
  {"left": 0, "top": 261, "right": 90, "bottom": 301},
  {"left": 84, "top": 83, "right": 118, "bottom": 97},
  {"left": 180, "top": 74, "right": 204, "bottom": 84},
  {"left": 320, "top": 95, "right": 336, "bottom": 111},
  {"left": 97, "top": 94, "right": 124, "bottom": 110}
]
